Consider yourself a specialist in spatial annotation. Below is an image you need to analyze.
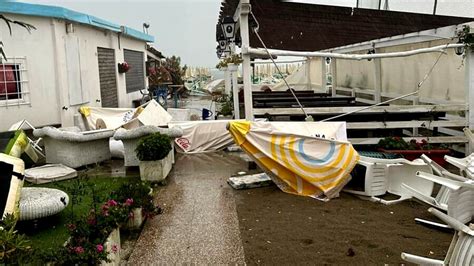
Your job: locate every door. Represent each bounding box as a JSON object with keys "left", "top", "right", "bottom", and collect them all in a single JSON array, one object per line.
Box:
[{"left": 97, "top": 47, "right": 118, "bottom": 108}]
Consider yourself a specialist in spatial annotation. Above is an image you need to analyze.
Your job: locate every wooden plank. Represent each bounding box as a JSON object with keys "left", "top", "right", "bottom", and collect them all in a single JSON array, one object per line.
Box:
[
  {"left": 349, "top": 136, "right": 468, "bottom": 145},
  {"left": 347, "top": 120, "right": 467, "bottom": 129},
  {"left": 253, "top": 104, "right": 467, "bottom": 116}
]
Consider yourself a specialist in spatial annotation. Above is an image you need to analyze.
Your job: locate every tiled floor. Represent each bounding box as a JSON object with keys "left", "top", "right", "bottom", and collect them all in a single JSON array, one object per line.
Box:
[{"left": 128, "top": 152, "right": 246, "bottom": 264}]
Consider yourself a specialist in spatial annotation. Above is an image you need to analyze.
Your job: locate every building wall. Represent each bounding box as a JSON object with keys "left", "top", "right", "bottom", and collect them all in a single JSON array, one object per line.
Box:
[{"left": 0, "top": 14, "right": 148, "bottom": 131}]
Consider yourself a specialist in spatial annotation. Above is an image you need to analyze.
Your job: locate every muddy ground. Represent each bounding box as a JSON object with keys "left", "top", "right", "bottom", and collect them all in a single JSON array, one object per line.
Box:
[{"left": 234, "top": 185, "right": 452, "bottom": 265}]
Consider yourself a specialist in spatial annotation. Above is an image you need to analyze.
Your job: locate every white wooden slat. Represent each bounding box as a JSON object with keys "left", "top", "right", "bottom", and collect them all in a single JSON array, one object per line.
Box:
[
  {"left": 253, "top": 104, "right": 467, "bottom": 116},
  {"left": 347, "top": 120, "right": 467, "bottom": 129}
]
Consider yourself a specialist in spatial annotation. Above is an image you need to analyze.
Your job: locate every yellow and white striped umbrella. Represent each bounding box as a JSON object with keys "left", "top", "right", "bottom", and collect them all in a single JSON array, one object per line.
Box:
[{"left": 228, "top": 121, "right": 359, "bottom": 200}]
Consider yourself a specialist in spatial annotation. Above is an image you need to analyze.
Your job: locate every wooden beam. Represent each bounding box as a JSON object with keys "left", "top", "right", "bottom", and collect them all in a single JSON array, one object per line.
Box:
[
  {"left": 346, "top": 120, "right": 467, "bottom": 129},
  {"left": 253, "top": 104, "right": 467, "bottom": 116}
]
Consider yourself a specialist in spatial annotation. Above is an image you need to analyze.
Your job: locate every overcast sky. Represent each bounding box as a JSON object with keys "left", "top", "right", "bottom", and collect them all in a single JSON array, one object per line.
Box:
[{"left": 19, "top": 0, "right": 474, "bottom": 68}]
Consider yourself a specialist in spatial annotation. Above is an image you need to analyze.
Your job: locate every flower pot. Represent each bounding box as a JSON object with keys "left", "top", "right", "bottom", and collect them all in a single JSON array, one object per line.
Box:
[
  {"left": 227, "top": 63, "right": 238, "bottom": 71},
  {"left": 139, "top": 151, "right": 173, "bottom": 182},
  {"left": 125, "top": 207, "right": 144, "bottom": 229},
  {"left": 101, "top": 228, "right": 121, "bottom": 266},
  {"left": 378, "top": 148, "right": 450, "bottom": 166}
]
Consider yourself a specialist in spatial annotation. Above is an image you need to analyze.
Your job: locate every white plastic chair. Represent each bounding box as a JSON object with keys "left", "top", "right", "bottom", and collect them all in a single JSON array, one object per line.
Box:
[
  {"left": 402, "top": 171, "right": 474, "bottom": 225},
  {"left": 344, "top": 156, "right": 433, "bottom": 205},
  {"left": 401, "top": 207, "right": 474, "bottom": 265},
  {"left": 445, "top": 153, "right": 474, "bottom": 179}
]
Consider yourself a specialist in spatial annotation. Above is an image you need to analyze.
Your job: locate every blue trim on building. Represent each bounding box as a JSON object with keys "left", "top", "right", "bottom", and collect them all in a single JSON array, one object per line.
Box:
[
  {"left": 121, "top": 26, "right": 154, "bottom": 43},
  {"left": 0, "top": 1, "right": 154, "bottom": 42}
]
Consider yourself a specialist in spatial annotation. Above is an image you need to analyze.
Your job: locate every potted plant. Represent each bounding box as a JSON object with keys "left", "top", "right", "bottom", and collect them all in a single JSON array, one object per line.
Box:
[
  {"left": 377, "top": 136, "right": 450, "bottom": 165},
  {"left": 110, "top": 181, "right": 162, "bottom": 230},
  {"left": 52, "top": 198, "right": 128, "bottom": 265},
  {"left": 215, "top": 54, "right": 243, "bottom": 70},
  {"left": 117, "top": 62, "right": 130, "bottom": 74},
  {"left": 135, "top": 132, "right": 173, "bottom": 183},
  {"left": 216, "top": 94, "right": 233, "bottom": 119}
]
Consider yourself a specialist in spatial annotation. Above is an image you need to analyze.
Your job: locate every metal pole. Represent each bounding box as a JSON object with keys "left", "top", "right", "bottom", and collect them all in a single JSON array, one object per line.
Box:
[
  {"left": 433, "top": 0, "right": 438, "bottom": 15},
  {"left": 466, "top": 48, "right": 474, "bottom": 153},
  {"left": 240, "top": 0, "right": 253, "bottom": 120}
]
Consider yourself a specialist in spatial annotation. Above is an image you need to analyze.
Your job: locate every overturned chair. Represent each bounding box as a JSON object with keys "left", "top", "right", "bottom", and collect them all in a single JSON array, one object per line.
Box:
[
  {"left": 33, "top": 127, "right": 114, "bottom": 168},
  {"left": 113, "top": 125, "right": 183, "bottom": 167},
  {"left": 401, "top": 207, "right": 474, "bottom": 265},
  {"left": 402, "top": 171, "right": 474, "bottom": 226},
  {"left": 344, "top": 156, "right": 433, "bottom": 205}
]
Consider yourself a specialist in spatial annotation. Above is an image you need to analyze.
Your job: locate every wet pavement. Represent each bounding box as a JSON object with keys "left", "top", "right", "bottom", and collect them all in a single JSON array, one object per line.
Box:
[{"left": 128, "top": 151, "right": 247, "bottom": 264}]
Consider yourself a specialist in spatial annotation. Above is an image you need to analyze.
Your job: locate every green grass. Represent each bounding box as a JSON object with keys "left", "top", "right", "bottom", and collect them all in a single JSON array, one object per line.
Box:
[{"left": 18, "top": 176, "right": 135, "bottom": 252}]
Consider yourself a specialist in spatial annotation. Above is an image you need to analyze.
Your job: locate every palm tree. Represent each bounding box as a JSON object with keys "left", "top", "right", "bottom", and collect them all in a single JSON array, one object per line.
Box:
[{"left": 0, "top": 14, "right": 36, "bottom": 61}]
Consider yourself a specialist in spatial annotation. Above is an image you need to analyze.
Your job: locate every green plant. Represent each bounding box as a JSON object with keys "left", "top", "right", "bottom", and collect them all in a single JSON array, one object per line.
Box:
[
  {"left": 457, "top": 25, "right": 474, "bottom": 52},
  {"left": 216, "top": 54, "right": 243, "bottom": 69},
  {"left": 217, "top": 94, "right": 234, "bottom": 116},
  {"left": 135, "top": 132, "right": 172, "bottom": 161},
  {"left": 377, "top": 136, "right": 448, "bottom": 150},
  {"left": 0, "top": 214, "right": 33, "bottom": 264},
  {"left": 110, "top": 181, "right": 162, "bottom": 219}
]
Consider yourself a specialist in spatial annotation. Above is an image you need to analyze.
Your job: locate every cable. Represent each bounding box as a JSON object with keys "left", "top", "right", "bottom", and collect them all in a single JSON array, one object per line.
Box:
[{"left": 250, "top": 11, "right": 312, "bottom": 121}]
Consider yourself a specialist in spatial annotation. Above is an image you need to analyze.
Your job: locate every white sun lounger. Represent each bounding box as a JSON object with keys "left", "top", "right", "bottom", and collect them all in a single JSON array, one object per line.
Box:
[
  {"left": 344, "top": 156, "right": 433, "bottom": 205},
  {"left": 401, "top": 207, "right": 474, "bottom": 265},
  {"left": 402, "top": 171, "right": 474, "bottom": 225}
]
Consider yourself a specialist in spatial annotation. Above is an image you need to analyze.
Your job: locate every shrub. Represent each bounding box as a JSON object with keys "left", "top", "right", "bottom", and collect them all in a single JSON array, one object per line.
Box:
[
  {"left": 110, "top": 181, "right": 162, "bottom": 219},
  {"left": 135, "top": 132, "right": 172, "bottom": 161},
  {"left": 0, "top": 214, "right": 32, "bottom": 264}
]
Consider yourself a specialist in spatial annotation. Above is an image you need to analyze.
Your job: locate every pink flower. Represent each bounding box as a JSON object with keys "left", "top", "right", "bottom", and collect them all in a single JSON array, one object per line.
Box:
[
  {"left": 74, "top": 246, "right": 84, "bottom": 254},
  {"left": 96, "top": 244, "right": 104, "bottom": 253},
  {"left": 124, "top": 198, "right": 134, "bottom": 206},
  {"left": 67, "top": 223, "right": 76, "bottom": 231},
  {"left": 112, "top": 244, "right": 118, "bottom": 253},
  {"left": 107, "top": 199, "right": 118, "bottom": 206},
  {"left": 87, "top": 217, "right": 96, "bottom": 225}
]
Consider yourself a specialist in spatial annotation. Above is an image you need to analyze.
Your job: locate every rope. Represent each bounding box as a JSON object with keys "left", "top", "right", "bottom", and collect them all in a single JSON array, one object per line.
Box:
[{"left": 250, "top": 11, "right": 312, "bottom": 120}]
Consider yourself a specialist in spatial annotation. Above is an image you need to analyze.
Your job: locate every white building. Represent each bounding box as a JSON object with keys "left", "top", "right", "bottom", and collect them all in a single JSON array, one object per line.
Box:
[{"left": 0, "top": 2, "right": 154, "bottom": 131}]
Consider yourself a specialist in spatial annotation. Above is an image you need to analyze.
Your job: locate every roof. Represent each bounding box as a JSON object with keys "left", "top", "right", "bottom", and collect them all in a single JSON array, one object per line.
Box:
[
  {"left": 147, "top": 45, "right": 165, "bottom": 59},
  {"left": 218, "top": 0, "right": 473, "bottom": 51},
  {"left": 0, "top": 1, "right": 154, "bottom": 42}
]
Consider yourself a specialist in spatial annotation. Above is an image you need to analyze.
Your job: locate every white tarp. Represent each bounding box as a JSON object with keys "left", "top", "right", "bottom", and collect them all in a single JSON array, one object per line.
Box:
[
  {"left": 79, "top": 100, "right": 172, "bottom": 130},
  {"left": 169, "top": 120, "right": 241, "bottom": 153},
  {"left": 272, "top": 58, "right": 324, "bottom": 92},
  {"left": 203, "top": 79, "right": 225, "bottom": 94}
]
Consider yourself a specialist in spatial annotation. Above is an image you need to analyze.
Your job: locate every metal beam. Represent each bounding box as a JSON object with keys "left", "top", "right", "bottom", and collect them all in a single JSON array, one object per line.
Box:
[{"left": 247, "top": 43, "right": 464, "bottom": 61}]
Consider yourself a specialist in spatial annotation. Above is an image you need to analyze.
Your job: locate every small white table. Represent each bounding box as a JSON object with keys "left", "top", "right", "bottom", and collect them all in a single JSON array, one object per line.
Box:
[{"left": 19, "top": 187, "right": 69, "bottom": 221}]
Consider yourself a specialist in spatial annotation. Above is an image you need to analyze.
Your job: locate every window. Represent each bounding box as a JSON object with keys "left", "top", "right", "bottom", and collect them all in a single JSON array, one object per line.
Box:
[
  {"left": 0, "top": 64, "right": 21, "bottom": 100},
  {"left": 124, "top": 49, "right": 145, "bottom": 93},
  {"left": 0, "top": 57, "right": 29, "bottom": 106}
]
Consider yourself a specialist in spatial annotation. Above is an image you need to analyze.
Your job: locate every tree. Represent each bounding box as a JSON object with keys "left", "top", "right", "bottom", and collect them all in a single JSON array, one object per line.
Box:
[{"left": 0, "top": 14, "right": 36, "bottom": 61}]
